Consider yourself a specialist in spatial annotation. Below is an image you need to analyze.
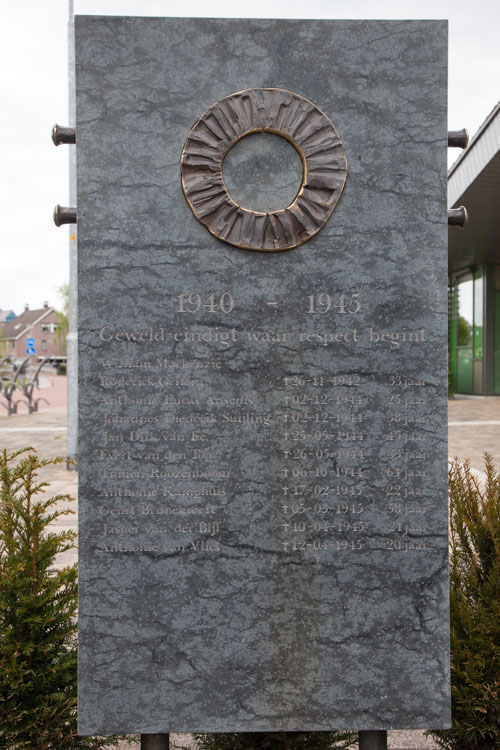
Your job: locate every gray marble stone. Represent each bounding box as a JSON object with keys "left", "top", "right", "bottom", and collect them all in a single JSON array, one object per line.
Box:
[
  {"left": 222, "top": 132, "right": 304, "bottom": 213},
  {"left": 76, "top": 17, "right": 450, "bottom": 735}
]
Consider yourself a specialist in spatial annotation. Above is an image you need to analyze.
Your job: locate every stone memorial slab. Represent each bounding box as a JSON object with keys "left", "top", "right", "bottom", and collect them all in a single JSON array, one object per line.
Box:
[{"left": 76, "top": 17, "right": 450, "bottom": 735}]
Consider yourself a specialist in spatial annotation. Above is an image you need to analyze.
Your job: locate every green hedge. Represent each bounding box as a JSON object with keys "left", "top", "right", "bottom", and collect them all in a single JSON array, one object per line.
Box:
[
  {"left": 0, "top": 448, "right": 119, "bottom": 750},
  {"left": 186, "top": 732, "right": 356, "bottom": 750},
  {"left": 430, "top": 456, "right": 500, "bottom": 749}
]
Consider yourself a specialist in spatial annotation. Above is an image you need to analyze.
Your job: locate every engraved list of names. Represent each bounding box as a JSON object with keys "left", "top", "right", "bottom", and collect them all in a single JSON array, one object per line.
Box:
[
  {"left": 96, "top": 296, "right": 431, "bottom": 558},
  {"left": 76, "top": 16, "right": 450, "bottom": 735}
]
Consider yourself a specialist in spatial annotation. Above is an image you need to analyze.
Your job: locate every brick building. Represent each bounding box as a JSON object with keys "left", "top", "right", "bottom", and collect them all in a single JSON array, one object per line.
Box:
[
  {"left": 0, "top": 309, "right": 16, "bottom": 326},
  {"left": 448, "top": 100, "right": 500, "bottom": 394},
  {"left": 0, "top": 303, "right": 65, "bottom": 362}
]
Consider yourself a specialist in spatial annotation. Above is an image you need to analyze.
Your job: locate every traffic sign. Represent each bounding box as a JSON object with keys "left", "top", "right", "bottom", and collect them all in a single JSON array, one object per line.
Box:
[
  {"left": 26, "top": 346, "right": 36, "bottom": 355},
  {"left": 26, "top": 337, "right": 36, "bottom": 347}
]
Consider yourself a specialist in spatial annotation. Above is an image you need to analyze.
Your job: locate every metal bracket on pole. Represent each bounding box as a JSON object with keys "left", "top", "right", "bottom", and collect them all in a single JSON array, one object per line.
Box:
[
  {"left": 140, "top": 734, "right": 169, "bottom": 750},
  {"left": 53, "top": 205, "right": 77, "bottom": 226},
  {"left": 448, "top": 129, "right": 469, "bottom": 149},
  {"left": 448, "top": 206, "right": 468, "bottom": 228},
  {"left": 52, "top": 124, "right": 77, "bottom": 145},
  {"left": 358, "top": 730, "right": 387, "bottom": 750}
]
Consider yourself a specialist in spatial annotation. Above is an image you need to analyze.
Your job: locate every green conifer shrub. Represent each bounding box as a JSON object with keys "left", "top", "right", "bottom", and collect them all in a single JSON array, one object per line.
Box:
[
  {"left": 0, "top": 447, "right": 119, "bottom": 750},
  {"left": 431, "top": 456, "right": 500, "bottom": 749},
  {"left": 186, "top": 729, "right": 356, "bottom": 749}
]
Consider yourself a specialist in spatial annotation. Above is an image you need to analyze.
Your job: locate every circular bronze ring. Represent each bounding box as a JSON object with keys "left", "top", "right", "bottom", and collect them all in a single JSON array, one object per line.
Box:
[{"left": 181, "top": 88, "right": 347, "bottom": 252}]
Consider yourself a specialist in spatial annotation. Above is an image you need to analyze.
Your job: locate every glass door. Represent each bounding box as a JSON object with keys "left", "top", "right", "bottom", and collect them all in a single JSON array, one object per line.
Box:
[{"left": 456, "top": 274, "right": 474, "bottom": 393}]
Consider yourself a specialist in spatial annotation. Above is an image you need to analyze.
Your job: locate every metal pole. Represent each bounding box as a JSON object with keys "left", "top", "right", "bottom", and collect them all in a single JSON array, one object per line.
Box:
[
  {"left": 140, "top": 734, "right": 169, "bottom": 750},
  {"left": 358, "top": 730, "right": 387, "bottom": 750},
  {"left": 66, "top": 0, "right": 78, "bottom": 469}
]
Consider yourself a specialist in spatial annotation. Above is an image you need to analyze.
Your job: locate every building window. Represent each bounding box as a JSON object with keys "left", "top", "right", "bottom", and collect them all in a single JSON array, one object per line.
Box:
[
  {"left": 41, "top": 323, "right": 50, "bottom": 332},
  {"left": 457, "top": 274, "right": 473, "bottom": 346},
  {"left": 41, "top": 340, "right": 47, "bottom": 350},
  {"left": 473, "top": 268, "right": 483, "bottom": 358},
  {"left": 449, "top": 268, "right": 485, "bottom": 394},
  {"left": 494, "top": 266, "right": 500, "bottom": 395}
]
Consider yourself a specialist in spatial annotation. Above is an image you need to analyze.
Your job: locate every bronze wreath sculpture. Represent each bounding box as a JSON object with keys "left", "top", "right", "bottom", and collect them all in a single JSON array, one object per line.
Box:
[{"left": 181, "top": 88, "right": 347, "bottom": 251}]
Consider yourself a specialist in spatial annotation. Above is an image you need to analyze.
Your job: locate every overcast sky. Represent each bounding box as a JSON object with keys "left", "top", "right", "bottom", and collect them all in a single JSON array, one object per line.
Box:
[{"left": 0, "top": 0, "right": 499, "bottom": 315}]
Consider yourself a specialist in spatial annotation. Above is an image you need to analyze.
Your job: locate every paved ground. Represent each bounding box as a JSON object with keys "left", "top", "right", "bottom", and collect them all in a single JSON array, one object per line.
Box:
[
  {"left": 2, "top": 384, "right": 499, "bottom": 749},
  {"left": 448, "top": 394, "right": 500, "bottom": 472},
  {"left": 1, "top": 369, "right": 68, "bottom": 413}
]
